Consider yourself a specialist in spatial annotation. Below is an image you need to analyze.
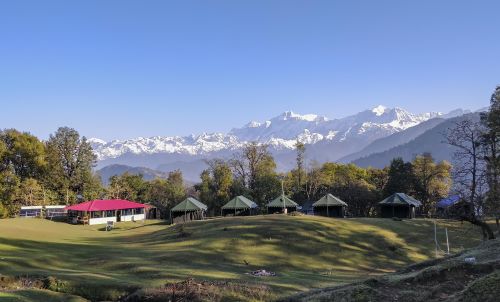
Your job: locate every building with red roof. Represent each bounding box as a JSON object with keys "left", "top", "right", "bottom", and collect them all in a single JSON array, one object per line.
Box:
[{"left": 65, "top": 199, "right": 147, "bottom": 225}]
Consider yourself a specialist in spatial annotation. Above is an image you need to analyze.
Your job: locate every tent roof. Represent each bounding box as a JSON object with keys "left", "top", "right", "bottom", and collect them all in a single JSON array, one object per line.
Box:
[
  {"left": 65, "top": 199, "right": 146, "bottom": 212},
  {"left": 171, "top": 197, "right": 207, "bottom": 212},
  {"left": 436, "top": 195, "right": 462, "bottom": 208},
  {"left": 313, "top": 194, "right": 347, "bottom": 207},
  {"left": 222, "top": 195, "right": 258, "bottom": 210},
  {"left": 379, "top": 193, "right": 422, "bottom": 207},
  {"left": 267, "top": 194, "right": 298, "bottom": 208}
]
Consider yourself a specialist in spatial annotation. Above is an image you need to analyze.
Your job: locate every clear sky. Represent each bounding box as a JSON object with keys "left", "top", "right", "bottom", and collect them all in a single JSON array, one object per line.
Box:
[{"left": 1, "top": 0, "right": 499, "bottom": 141}]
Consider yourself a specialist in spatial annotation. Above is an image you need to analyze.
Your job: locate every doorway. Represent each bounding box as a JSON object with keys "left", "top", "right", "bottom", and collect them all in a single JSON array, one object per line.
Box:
[{"left": 116, "top": 210, "right": 121, "bottom": 222}]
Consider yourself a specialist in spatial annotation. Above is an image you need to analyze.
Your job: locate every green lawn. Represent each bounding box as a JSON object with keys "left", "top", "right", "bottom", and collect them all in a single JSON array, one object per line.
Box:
[{"left": 0, "top": 215, "right": 486, "bottom": 301}]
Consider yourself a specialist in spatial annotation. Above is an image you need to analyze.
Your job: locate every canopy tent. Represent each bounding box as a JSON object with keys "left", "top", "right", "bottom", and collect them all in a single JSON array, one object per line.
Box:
[
  {"left": 313, "top": 193, "right": 347, "bottom": 217},
  {"left": 221, "top": 195, "right": 258, "bottom": 216},
  {"left": 266, "top": 194, "right": 298, "bottom": 213},
  {"left": 378, "top": 193, "right": 422, "bottom": 219},
  {"left": 436, "top": 195, "right": 471, "bottom": 217},
  {"left": 65, "top": 199, "right": 146, "bottom": 225},
  {"left": 437, "top": 195, "right": 461, "bottom": 208},
  {"left": 170, "top": 197, "right": 207, "bottom": 224}
]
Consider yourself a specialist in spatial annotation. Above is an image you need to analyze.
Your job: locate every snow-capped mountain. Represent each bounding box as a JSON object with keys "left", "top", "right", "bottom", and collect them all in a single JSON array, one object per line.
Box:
[{"left": 90, "top": 106, "right": 456, "bottom": 163}]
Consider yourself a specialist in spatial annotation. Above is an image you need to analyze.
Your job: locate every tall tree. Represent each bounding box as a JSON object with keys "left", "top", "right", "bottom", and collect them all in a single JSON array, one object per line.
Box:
[
  {"left": 229, "top": 142, "right": 280, "bottom": 206},
  {"left": 0, "top": 129, "right": 46, "bottom": 180},
  {"left": 14, "top": 178, "right": 44, "bottom": 207},
  {"left": 481, "top": 86, "right": 500, "bottom": 229},
  {"left": 196, "top": 160, "right": 236, "bottom": 215},
  {"left": 412, "top": 153, "right": 452, "bottom": 216},
  {"left": 0, "top": 165, "right": 20, "bottom": 216},
  {"left": 230, "top": 142, "right": 273, "bottom": 191},
  {"left": 108, "top": 173, "right": 147, "bottom": 201},
  {"left": 383, "top": 158, "right": 414, "bottom": 196},
  {"left": 295, "top": 141, "right": 306, "bottom": 191},
  {"left": 446, "top": 118, "right": 495, "bottom": 239},
  {"left": 144, "top": 178, "right": 173, "bottom": 219},
  {"left": 45, "top": 127, "right": 98, "bottom": 203}
]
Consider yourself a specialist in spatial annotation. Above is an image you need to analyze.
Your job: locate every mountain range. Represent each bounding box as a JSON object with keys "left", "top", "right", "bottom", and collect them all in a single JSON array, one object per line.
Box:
[{"left": 91, "top": 106, "right": 472, "bottom": 183}]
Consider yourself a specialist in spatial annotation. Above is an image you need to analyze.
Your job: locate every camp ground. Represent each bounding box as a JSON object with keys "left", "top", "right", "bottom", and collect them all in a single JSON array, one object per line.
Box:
[
  {"left": 221, "top": 195, "right": 258, "bottom": 216},
  {"left": 313, "top": 193, "right": 348, "bottom": 217},
  {"left": 266, "top": 194, "right": 298, "bottom": 214},
  {"left": 378, "top": 193, "right": 422, "bottom": 219},
  {"left": 65, "top": 199, "right": 146, "bottom": 225},
  {"left": 170, "top": 197, "right": 207, "bottom": 224}
]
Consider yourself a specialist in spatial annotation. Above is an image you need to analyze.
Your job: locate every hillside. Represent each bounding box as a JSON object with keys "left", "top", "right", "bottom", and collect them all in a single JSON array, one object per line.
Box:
[
  {"left": 352, "top": 113, "right": 481, "bottom": 168},
  {"left": 0, "top": 216, "right": 487, "bottom": 301},
  {"left": 339, "top": 117, "right": 446, "bottom": 163},
  {"left": 284, "top": 237, "right": 500, "bottom": 302}
]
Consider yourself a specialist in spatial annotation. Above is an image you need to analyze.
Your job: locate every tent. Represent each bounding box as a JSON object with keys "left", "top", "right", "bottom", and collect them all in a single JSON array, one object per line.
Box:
[
  {"left": 379, "top": 193, "right": 422, "bottom": 219},
  {"left": 313, "top": 193, "right": 347, "bottom": 217},
  {"left": 170, "top": 197, "right": 207, "bottom": 224},
  {"left": 266, "top": 194, "right": 298, "bottom": 214},
  {"left": 436, "top": 195, "right": 470, "bottom": 218},
  {"left": 221, "top": 195, "right": 258, "bottom": 216},
  {"left": 65, "top": 199, "right": 146, "bottom": 225}
]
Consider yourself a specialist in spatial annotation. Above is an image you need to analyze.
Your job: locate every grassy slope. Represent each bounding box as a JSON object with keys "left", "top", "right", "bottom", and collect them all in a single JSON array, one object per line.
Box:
[
  {"left": 283, "top": 238, "right": 500, "bottom": 302},
  {"left": 0, "top": 290, "right": 87, "bottom": 302},
  {"left": 0, "top": 216, "right": 486, "bottom": 300}
]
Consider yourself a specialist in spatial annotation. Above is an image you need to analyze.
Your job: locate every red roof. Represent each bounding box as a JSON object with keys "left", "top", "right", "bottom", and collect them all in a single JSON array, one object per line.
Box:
[{"left": 65, "top": 199, "right": 146, "bottom": 212}]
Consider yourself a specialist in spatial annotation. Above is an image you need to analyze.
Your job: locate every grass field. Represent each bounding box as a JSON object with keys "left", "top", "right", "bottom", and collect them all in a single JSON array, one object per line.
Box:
[{"left": 0, "top": 215, "right": 487, "bottom": 301}]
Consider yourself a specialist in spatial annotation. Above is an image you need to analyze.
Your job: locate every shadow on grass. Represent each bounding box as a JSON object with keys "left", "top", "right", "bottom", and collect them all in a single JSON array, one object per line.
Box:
[{"left": 0, "top": 216, "right": 478, "bottom": 300}]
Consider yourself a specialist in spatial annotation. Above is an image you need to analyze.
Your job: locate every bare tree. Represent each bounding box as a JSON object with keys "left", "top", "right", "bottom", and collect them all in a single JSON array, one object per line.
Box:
[
  {"left": 446, "top": 119, "right": 495, "bottom": 239},
  {"left": 229, "top": 142, "right": 272, "bottom": 191}
]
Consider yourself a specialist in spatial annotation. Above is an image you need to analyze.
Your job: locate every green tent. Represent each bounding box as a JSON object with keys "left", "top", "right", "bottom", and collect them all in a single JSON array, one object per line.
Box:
[
  {"left": 171, "top": 197, "right": 208, "bottom": 212},
  {"left": 170, "top": 197, "right": 207, "bottom": 224},
  {"left": 379, "top": 193, "right": 421, "bottom": 219},
  {"left": 313, "top": 193, "right": 347, "bottom": 217},
  {"left": 266, "top": 194, "right": 298, "bottom": 213},
  {"left": 221, "top": 195, "right": 258, "bottom": 216},
  {"left": 379, "top": 193, "right": 422, "bottom": 207}
]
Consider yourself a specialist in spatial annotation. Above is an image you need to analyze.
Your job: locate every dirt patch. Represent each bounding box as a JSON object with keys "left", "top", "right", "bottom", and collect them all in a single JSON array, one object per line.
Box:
[{"left": 124, "top": 278, "right": 273, "bottom": 302}]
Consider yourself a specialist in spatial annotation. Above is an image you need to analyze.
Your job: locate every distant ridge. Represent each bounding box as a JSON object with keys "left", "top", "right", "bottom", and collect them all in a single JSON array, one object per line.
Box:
[{"left": 351, "top": 112, "right": 481, "bottom": 168}]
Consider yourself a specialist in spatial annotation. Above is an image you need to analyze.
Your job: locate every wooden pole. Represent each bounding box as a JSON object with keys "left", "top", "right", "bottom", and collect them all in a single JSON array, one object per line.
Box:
[
  {"left": 434, "top": 220, "right": 438, "bottom": 258},
  {"left": 445, "top": 228, "right": 450, "bottom": 254}
]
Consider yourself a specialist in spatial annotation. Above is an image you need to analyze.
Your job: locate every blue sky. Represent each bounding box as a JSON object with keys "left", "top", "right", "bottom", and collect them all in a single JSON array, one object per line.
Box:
[{"left": 0, "top": 0, "right": 499, "bottom": 140}]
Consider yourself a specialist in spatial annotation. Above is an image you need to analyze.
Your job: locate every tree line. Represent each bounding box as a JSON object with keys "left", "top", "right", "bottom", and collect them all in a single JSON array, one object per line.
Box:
[
  {"left": 0, "top": 127, "right": 101, "bottom": 217},
  {"left": 0, "top": 126, "right": 453, "bottom": 220},
  {"left": 1, "top": 86, "right": 498, "bottom": 234}
]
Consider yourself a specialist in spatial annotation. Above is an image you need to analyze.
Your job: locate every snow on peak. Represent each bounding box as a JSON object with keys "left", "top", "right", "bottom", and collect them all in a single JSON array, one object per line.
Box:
[
  {"left": 371, "top": 105, "right": 387, "bottom": 116},
  {"left": 279, "top": 111, "right": 326, "bottom": 122},
  {"left": 88, "top": 138, "right": 106, "bottom": 145},
  {"left": 91, "top": 106, "right": 461, "bottom": 161},
  {"left": 246, "top": 121, "right": 262, "bottom": 128}
]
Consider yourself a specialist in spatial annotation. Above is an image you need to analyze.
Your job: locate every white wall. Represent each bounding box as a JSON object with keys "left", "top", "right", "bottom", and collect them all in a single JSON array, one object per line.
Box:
[
  {"left": 88, "top": 216, "right": 116, "bottom": 225},
  {"left": 121, "top": 213, "right": 145, "bottom": 222},
  {"left": 88, "top": 213, "right": 145, "bottom": 225}
]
